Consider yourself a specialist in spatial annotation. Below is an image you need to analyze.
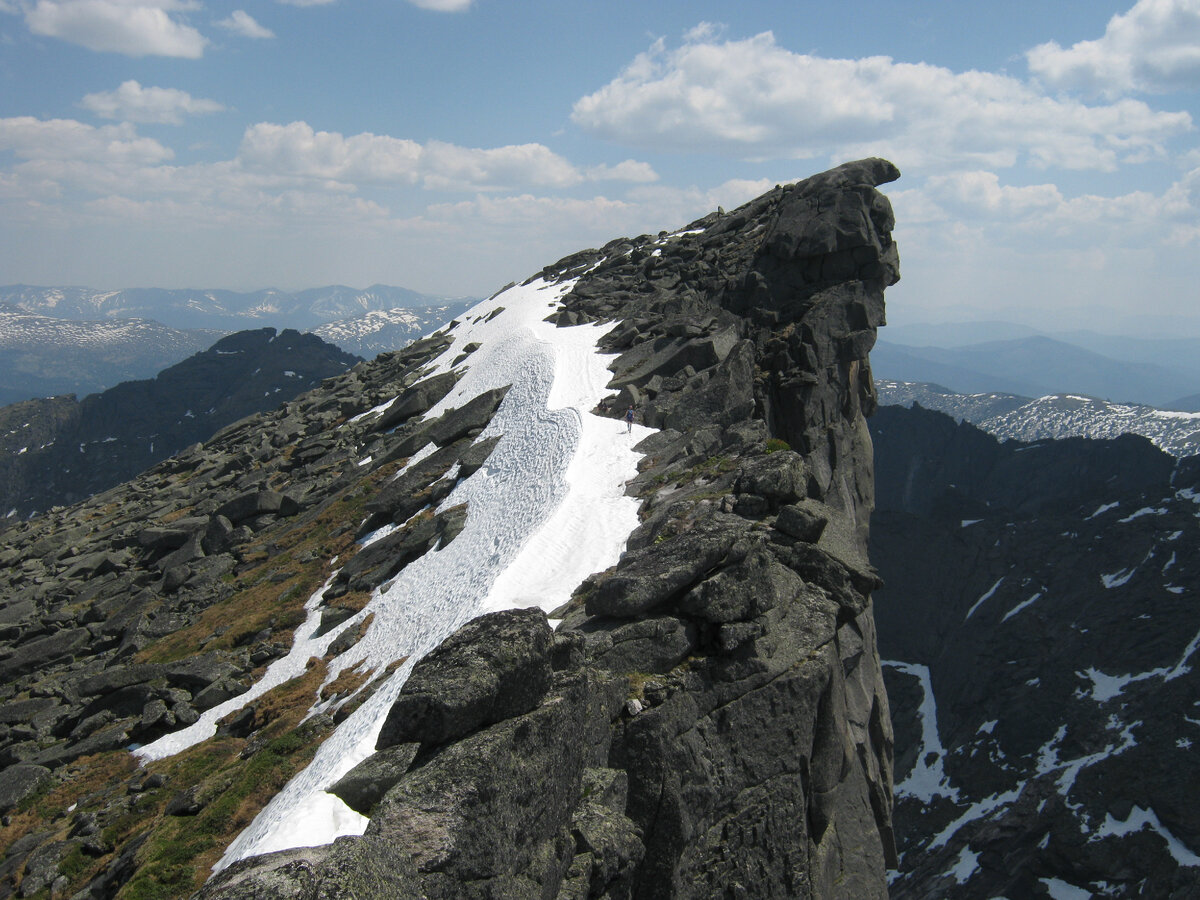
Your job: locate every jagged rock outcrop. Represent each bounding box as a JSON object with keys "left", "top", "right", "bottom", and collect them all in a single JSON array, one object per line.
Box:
[
  {"left": 0, "top": 328, "right": 362, "bottom": 520},
  {"left": 870, "top": 403, "right": 1200, "bottom": 898},
  {"left": 0, "top": 159, "right": 900, "bottom": 899}
]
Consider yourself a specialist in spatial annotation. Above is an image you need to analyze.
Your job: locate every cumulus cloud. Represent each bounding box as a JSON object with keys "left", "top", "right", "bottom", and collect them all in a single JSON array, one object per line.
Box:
[
  {"left": 406, "top": 0, "right": 472, "bottom": 11},
  {"left": 585, "top": 160, "right": 658, "bottom": 183},
  {"left": 0, "top": 116, "right": 173, "bottom": 164},
  {"left": 236, "top": 121, "right": 654, "bottom": 190},
  {"left": 1027, "top": 0, "right": 1200, "bottom": 96},
  {"left": 216, "top": 9, "right": 273, "bottom": 39},
  {"left": 80, "top": 80, "right": 224, "bottom": 124},
  {"left": 24, "top": 0, "right": 207, "bottom": 57},
  {"left": 893, "top": 167, "right": 1200, "bottom": 253},
  {"left": 571, "top": 29, "right": 1193, "bottom": 172}
]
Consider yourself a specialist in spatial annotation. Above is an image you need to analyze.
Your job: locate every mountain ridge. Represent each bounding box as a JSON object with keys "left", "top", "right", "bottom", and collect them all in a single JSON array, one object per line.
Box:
[
  {"left": 877, "top": 379, "right": 1200, "bottom": 457},
  {"left": 0, "top": 284, "right": 477, "bottom": 333},
  {"left": 0, "top": 328, "right": 361, "bottom": 521},
  {"left": 0, "top": 158, "right": 902, "bottom": 899}
]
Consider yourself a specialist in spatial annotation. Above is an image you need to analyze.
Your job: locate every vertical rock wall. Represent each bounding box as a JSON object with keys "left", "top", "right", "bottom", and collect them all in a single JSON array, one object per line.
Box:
[{"left": 199, "top": 158, "right": 902, "bottom": 899}]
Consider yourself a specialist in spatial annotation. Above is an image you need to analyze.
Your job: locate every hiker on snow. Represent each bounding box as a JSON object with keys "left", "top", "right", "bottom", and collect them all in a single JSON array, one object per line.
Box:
[{"left": 624, "top": 407, "right": 634, "bottom": 433}]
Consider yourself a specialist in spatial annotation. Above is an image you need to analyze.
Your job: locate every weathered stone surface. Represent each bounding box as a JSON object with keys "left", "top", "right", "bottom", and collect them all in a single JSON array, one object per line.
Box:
[
  {"left": 328, "top": 742, "right": 420, "bottom": 815},
  {"left": 375, "top": 369, "right": 462, "bottom": 432},
  {"left": 376, "top": 608, "right": 554, "bottom": 750},
  {"left": 216, "top": 489, "right": 300, "bottom": 525},
  {"left": 0, "top": 764, "right": 50, "bottom": 813},
  {"left": 586, "top": 513, "right": 750, "bottom": 618}
]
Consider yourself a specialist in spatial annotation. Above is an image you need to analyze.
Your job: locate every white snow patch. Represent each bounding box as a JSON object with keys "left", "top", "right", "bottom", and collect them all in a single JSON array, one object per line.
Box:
[
  {"left": 1001, "top": 591, "right": 1043, "bottom": 622},
  {"left": 1093, "top": 806, "right": 1200, "bottom": 867},
  {"left": 1040, "top": 877, "right": 1093, "bottom": 899},
  {"left": 1101, "top": 569, "right": 1134, "bottom": 589},
  {"left": 1086, "top": 501, "right": 1120, "bottom": 520},
  {"left": 978, "top": 720, "right": 997, "bottom": 735},
  {"left": 948, "top": 845, "right": 979, "bottom": 885},
  {"left": 928, "top": 788, "right": 1022, "bottom": 850},
  {"left": 960, "top": 518, "right": 982, "bottom": 527},
  {"left": 1036, "top": 720, "right": 1140, "bottom": 799},
  {"left": 134, "top": 276, "right": 650, "bottom": 869},
  {"left": 1079, "top": 626, "right": 1200, "bottom": 699},
  {"left": 882, "top": 661, "right": 958, "bottom": 802},
  {"left": 1119, "top": 506, "right": 1167, "bottom": 522},
  {"left": 965, "top": 577, "right": 1004, "bottom": 621}
]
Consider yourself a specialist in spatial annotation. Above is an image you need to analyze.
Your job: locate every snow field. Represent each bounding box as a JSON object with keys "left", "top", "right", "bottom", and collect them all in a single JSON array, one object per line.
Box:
[{"left": 136, "top": 275, "right": 650, "bottom": 870}]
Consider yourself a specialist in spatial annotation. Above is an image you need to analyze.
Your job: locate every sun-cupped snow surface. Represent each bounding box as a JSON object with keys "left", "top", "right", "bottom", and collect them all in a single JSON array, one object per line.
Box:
[{"left": 139, "top": 276, "right": 650, "bottom": 869}]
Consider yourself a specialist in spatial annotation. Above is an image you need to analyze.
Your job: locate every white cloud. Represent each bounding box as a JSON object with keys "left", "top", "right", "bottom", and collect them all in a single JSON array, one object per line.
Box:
[
  {"left": 80, "top": 80, "right": 224, "bottom": 124},
  {"left": 1027, "top": 0, "right": 1200, "bottom": 96},
  {"left": 585, "top": 159, "right": 658, "bottom": 183},
  {"left": 0, "top": 116, "right": 173, "bottom": 164},
  {"left": 894, "top": 167, "right": 1200, "bottom": 255},
  {"left": 571, "top": 29, "right": 1193, "bottom": 173},
  {"left": 406, "top": 0, "right": 471, "bottom": 11},
  {"left": 921, "top": 171, "right": 1064, "bottom": 217},
  {"left": 236, "top": 121, "right": 654, "bottom": 191},
  {"left": 216, "top": 9, "right": 273, "bottom": 39},
  {"left": 24, "top": 0, "right": 207, "bottom": 57}
]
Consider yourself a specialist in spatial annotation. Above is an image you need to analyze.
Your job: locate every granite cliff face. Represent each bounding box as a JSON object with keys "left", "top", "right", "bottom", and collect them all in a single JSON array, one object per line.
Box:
[
  {"left": 870, "top": 404, "right": 1200, "bottom": 898},
  {"left": 0, "top": 159, "right": 900, "bottom": 899}
]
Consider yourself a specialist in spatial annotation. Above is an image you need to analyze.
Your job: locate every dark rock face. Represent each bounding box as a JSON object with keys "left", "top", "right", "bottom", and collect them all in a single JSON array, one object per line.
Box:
[
  {"left": 196, "top": 158, "right": 900, "bottom": 899},
  {"left": 870, "top": 403, "right": 1200, "bottom": 898},
  {"left": 0, "top": 328, "right": 362, "bottom": 519},
  {"left": 1, "top": 159, "right": 899, "bottom": 899}
]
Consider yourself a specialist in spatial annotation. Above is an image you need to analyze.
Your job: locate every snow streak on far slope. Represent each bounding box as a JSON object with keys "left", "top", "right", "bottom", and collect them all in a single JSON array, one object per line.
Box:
[
  {"left": 876, "top": 382, "right": 1200, "bottom": 458},
  {"left": 136, "top": 276, "right": 650, "bottom": 868}
]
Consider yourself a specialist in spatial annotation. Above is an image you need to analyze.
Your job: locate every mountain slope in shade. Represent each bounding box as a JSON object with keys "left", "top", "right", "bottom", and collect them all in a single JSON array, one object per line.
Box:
[
  {"left": 878, "top": 380, "right": 1200, "bottom": 457},
  {"left": 0, "top": 328, "right": 361, "bottom": 519},
  {"left": 870, "top": 403, "right": 1200, "bottom": 898},
  {"left": 0, "top": 308, "right": 221, "bottom": 406}
]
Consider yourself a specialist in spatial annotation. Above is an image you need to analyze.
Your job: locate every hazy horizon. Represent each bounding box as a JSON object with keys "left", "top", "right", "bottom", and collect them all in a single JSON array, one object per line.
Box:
[{"left": 3, "top": 1, "right": 1200, "bottom": 335}]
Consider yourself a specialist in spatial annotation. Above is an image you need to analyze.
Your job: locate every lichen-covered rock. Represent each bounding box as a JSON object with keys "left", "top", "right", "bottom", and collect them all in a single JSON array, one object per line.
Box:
[{"left": 376, "top": 608, "right": 555, "bottom": 750}]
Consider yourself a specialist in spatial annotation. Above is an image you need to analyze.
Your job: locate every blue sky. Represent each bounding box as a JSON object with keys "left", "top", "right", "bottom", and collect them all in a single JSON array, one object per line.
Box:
[{"left": 2, "top": 0, "right": 1198, "bottom": 335}]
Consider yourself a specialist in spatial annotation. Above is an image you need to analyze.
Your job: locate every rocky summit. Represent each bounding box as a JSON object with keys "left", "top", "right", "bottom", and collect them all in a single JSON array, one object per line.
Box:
[{"left": 0, "top": 158, "right": 900, "bottom": 899}]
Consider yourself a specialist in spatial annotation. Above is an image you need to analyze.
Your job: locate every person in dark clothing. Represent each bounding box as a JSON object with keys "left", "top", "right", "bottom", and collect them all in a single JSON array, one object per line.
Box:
[{"left": 624, "top": 407, "right": 634, "bottom": 433}]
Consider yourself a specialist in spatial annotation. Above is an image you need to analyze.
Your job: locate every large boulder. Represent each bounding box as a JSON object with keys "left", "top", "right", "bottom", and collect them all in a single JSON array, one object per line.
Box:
[{"left": 376, "top": 608, "right": 554, "bottom": 750}]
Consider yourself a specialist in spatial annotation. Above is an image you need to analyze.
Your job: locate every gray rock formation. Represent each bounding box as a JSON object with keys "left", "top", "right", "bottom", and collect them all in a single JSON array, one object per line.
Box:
[{"left": 0, "top": 158, "right": 900, "bottom": 899}]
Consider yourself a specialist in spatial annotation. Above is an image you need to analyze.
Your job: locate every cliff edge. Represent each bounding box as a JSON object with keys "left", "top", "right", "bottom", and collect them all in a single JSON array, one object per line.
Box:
[
  {"left": 0, "top": 159, "right": 899, "bottom": 900},
  {"left": 201, "top": 157, "right": 901, "bottom": 899}
]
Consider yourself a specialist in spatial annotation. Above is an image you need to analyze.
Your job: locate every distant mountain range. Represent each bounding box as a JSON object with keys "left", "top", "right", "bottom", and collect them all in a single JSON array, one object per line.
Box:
[
  {"left": 873, "top": 323, "right": 1200, "bottom": 410},
  {"left": 310, "top": 300, "right": 476, "bottom": 358},
  {"left": 0, "top": 284, "right": 474, "bottom": 332},
  {"left": 0, "top": 308, "right": 221, "bottom": 407},
  {"left": 0, "top": 286, "right": 477, "bottom": 404},
  {"left": 877, "top": 380, "right": 1200, "bottom": 457}
]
